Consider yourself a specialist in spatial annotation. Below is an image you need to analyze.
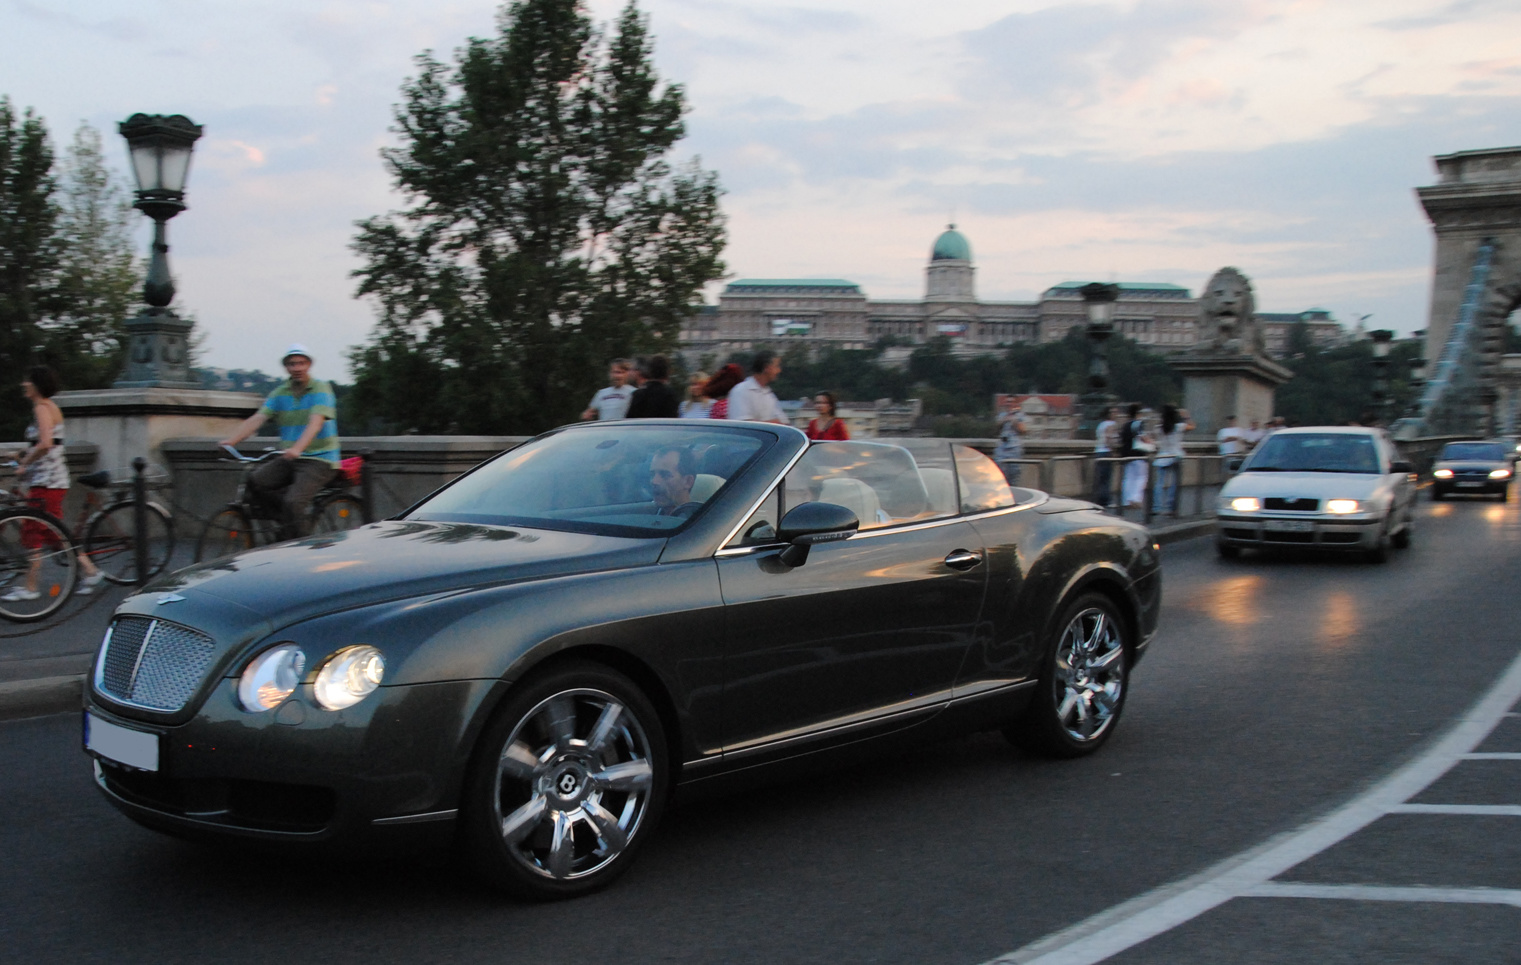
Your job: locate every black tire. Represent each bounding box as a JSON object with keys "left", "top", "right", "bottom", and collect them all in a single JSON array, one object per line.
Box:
[
  {"left": 1216, "top": 541, "right": 1240, "bottom": 559},
  {"left": 460, "top": 661, "right": 669, "bottom": 900},
  {"left": 1500, "top": 487, "right": 1509, "bottom": 503},
  {"left": 195, "top": 506, "right": 254, "bottom": 563},
  {"left": 0, "top": 510, "right": 77, "bottom": 622},
  {"left": 1430, "top": 488, "right": 1444, "bottom": 501},
  {"left": 310, "top": 493, "right": 365, "bottom": 535},
  {"left": 1391, "top": 520, "right": 1411, "bottom": 549},
  {"left": 83, "top": 500, "right": 176, "bottom": 585},
  {"left": 1005, "top": 592, "right": 1129, "bottom": 759}
]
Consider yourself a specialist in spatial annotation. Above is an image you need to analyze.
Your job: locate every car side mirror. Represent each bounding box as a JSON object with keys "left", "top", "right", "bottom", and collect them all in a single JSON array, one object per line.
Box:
[
  {"left": 1390, "top": 460, "right": 1414, "bottom": 474},
  {"left": 775, "top": 501, "right": 859, "bottom": 568}
]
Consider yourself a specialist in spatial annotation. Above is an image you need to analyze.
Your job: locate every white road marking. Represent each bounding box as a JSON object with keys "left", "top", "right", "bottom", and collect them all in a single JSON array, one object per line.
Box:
[
  {"left": 1244, "top": 883, "right": 1521, "bottom": 907},
  {"left": 1462, "top": 752, "right": 1521, "bottom": 760},
  {"left": 1389, "top": 803, "right": 1521, "bottom": 817},
  {"left": 986, "top": 648, "right": 1521, "bottom": 965}
]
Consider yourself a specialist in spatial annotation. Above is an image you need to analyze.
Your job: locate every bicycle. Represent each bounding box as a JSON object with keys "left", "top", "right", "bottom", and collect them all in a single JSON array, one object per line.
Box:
[
  {"left": 0, "top": 460, "right": 176, "bottom": 621},
  {"left": 194, "top": 447, "right": 367, "bottom": 562}
]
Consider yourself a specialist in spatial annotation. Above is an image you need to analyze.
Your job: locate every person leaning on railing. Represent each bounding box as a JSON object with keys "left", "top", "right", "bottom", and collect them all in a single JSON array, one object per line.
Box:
[{"left": 217, "top": 343, "right": 342, "bottom": 539}]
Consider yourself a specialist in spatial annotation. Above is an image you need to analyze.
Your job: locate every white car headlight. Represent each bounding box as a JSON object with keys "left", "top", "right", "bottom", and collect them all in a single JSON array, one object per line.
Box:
[
  {"left": 238, "top": 644, "right": 306, "bottom": 712},
  {"left": 1490, "top": 468, "right": 1511, "bottom": 479},
  {"left": 1433, "top": 469, "right": 1453, "bottom": 479},
  {"left": 1326, "top": 499, "right": 1360, "bottom": 514},
  {"left": 313, "top": 646, "right": 386, "bottom": 711},
  {"left": 1229, "top": 497, "right": 1261, "bottom": 512}
]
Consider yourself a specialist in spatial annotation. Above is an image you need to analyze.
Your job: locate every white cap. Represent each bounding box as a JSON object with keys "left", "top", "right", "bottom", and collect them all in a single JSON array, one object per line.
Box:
[{"left": 282, "top": 343, "right": 313, "bottom": 363}]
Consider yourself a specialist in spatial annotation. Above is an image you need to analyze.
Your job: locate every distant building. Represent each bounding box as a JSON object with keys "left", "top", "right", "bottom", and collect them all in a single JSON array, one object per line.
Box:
[
  {"left": 1256, "top": 309, "right": 1347, "bottom": 356},
  {"left": 679, "top": 226, "right": 1341, "bottom": 361},
  {"left": 993, "top": 394, "right": 1079, "bottom": 439}
]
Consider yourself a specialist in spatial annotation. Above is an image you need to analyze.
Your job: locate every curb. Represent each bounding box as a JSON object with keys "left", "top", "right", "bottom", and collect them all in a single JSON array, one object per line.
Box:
[
  {"left": 0, "top": 674, "right": 82, "bottom": 722},
  {"left": 1151, "top": 518, "right": 1215, "bottom": 545}
]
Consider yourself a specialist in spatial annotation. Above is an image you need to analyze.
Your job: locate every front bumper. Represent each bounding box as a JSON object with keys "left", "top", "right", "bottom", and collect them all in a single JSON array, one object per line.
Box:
[
  {"left": 84, "top": 676, "right": 501, "bottom": 842},
  {"left": 1216, "top": 512, "right": 1381, "bottom": 551}
]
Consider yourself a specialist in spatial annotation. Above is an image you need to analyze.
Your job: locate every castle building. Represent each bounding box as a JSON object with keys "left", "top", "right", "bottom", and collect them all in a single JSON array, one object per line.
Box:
[{"left": 679, "top": 226, "right": 1344, "bottom": 360}]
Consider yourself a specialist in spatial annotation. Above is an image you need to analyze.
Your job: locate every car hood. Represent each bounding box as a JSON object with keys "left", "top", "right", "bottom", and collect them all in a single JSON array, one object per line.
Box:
[
  {"left": 118, "top": 519, "right": 664, "bottom": 637},
  {"left": 1433, "top": 460, "right": 1506, "bottom": 471},
  {"left": 1223, "top": 471, "right": 1387, "bottom": 499}
]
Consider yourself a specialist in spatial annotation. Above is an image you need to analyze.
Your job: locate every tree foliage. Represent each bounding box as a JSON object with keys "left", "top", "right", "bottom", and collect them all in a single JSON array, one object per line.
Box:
[
  {"left": 349, "top": 0, "right": 725, "bottom": 434},
  {"left": 1274, "top": 322, "right": 1422, "bottom": 426},
  {"left": 0, "top": 105, "right": 140, "bottom": 437}
]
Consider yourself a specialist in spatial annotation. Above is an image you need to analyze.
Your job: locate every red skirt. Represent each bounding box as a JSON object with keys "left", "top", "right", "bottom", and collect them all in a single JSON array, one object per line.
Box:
[{"left": 23, "top": 488, "right": 66, "bottom": 550}]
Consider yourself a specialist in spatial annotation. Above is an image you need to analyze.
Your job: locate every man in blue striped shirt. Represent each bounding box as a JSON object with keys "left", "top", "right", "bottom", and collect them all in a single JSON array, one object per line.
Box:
[{"left": 219, "top": 344, "right": 342, "bottom": 538}]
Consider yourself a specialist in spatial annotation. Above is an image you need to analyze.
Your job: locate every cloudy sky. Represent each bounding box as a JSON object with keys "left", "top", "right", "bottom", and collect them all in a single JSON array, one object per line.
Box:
[{"left": 4, "top": 0, "right": 1520, "bottom": 377}]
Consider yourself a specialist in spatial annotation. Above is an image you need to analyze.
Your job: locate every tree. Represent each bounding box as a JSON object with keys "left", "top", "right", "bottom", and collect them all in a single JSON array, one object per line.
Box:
[
  {"left": 0, "top": 97, "right": 56, "bottom": 438},
  {"left": 38, "top": 122, "right": 138, "bottom": 391},
  {"left": 349, "top": 0, "right": 725, "bottom": 434}
]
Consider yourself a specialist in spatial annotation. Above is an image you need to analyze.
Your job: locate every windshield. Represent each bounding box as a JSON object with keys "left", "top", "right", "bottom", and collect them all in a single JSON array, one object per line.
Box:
[
  {"left": 1441, "top": 443, "right": 1506, "bottom": 461},
  {"left": 408, "top": 425, "right": 772, "bottom": 537},
  {"left": 1243, "top": 433, "right": 1382, "bottom": 474}
]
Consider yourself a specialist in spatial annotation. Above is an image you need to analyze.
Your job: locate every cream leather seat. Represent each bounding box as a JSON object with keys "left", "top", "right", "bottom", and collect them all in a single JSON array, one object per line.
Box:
[
  {"left": 918, "top": 468, "right": 958, "bottom": 514},
  {"left": 691, "top": 473, "right": 724, "bottom": 503},
  {"left": 817, "top": 477, "right": 883, "bottom": 526}
]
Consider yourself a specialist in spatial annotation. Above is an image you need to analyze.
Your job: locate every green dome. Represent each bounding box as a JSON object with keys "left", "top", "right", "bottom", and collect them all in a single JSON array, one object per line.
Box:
[{"left": 931, "top": 226, "right": 971, "bottom": 262}]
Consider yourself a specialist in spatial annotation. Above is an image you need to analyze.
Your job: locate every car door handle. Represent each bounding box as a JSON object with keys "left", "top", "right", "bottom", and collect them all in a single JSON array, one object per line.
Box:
[{"left": 943, "top": 549, "right": 983, "bottom": 571}]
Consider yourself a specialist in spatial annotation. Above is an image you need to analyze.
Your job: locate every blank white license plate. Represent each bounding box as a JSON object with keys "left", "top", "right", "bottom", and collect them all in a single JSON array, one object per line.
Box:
[
  {"left": 1265, "top": 519, "right": 1314, "bottom": 532},
  {"left": 84, "top": 712, "right": 159, "bottom": 772},
  {"left": 1457, "top": 481, "right": 1483, "bottom": 488}
]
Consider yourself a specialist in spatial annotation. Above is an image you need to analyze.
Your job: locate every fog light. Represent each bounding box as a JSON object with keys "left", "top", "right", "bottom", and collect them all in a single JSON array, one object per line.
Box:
[
  {"left": 1326, "top": 499, "right": 1360, "bottom": 514},
  {"left": 1490, "top": 468, "right": 1511, "bottom": 479},
  {"left": 1433, "top": 469, "right": 1453, "bottom": 479},
  {"left": 313, "top": 646, "right": 385, "bottom": 711},
  {"left": 238, "top": 644, "right": 305, "bottom": 712},
  {"left": 1230, "top": 497, "right": 1260, "bottom": 512}
]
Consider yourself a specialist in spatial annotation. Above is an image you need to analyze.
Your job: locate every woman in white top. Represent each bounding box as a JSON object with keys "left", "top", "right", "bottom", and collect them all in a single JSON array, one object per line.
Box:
[
  {"left": 1151, "top": 404, "right": 1194, "bottom": 514},
  {"left": 7, "top": 366, "right": 104, "bottom": 602},
  {"left": 679, "top": 371, "right": 713, "bottom": 418}
]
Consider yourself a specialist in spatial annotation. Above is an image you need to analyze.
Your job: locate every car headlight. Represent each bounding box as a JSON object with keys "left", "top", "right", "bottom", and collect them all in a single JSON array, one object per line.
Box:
[
  {"left": 1229, "top": 497, "right": 1261, "bottom": 512},
  {"left": 1326, "top": 499, "right": 1360, "bottom": 514},
  {"left": 313, "top": 646, "right": 386, "bottom": 711},
  {"left": 238, "top": 644, "right": 306, "bottom": 712},
  {"left": 1490, "top": 468, "right": 1511, "bottom": 479},
  {"left": 1433, "top": 469, "right": 1453, "bottom": 478}
]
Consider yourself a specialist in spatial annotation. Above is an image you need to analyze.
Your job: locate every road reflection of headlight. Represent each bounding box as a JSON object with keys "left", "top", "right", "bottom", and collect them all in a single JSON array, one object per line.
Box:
[
  {"left": 1490, "top": 469, "right": 1511, "bottom": 479},
  {"left": 1326, "top": 499, "right": 1360, "bottom": 514},
  {"left": 1433, "top": 469, "right": 1453, "bottom": 478},
  {"left": 1230, "top": 497, "right": 1260, "bottom": 512},
  {"left": 313, "top": 646, "right": 385, "bottom": 711},
  {"left": 238, "top": 644, "right": 306, "bottom": 712}
]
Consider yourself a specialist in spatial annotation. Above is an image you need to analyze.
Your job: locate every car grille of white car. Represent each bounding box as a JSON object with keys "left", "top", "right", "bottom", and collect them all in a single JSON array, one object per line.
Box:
[
  {"left": 1264, "top": 497, "right": 1318, "bottom": 511},
  {"left": 95, "top": 616, "right": 216, "bottom": 713}
]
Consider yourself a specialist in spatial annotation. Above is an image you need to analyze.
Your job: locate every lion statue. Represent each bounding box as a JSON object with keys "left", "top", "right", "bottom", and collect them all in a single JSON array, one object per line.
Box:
[{"left": 1194, "top": 267, "right": 1265, "bottom": 357}]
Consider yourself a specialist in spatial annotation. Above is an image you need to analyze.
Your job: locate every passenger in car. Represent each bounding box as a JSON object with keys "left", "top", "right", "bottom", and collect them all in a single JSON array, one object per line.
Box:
[{"left": 649, "top": 446, "right": 704, "bottom": 518}]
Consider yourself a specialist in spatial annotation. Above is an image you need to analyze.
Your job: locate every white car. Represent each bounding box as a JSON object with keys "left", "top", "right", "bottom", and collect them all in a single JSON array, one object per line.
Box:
[{"left": 1216, "top": 426, "right": 1416, "bottom": 562}]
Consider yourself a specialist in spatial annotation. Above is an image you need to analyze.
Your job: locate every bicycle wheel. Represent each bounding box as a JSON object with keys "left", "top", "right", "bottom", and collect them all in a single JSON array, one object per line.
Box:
[
  {"left": 84, "top": 499, "right": 176, "bottom": 585},
  {"left": 310, "top": 494, "right": 365, "bottom": 535},
  {"left": 195, "top": 506, "right": 254, "bottom": 563},
  {"left": 0, "top": 510, "right": 78, "bottom": 622}
]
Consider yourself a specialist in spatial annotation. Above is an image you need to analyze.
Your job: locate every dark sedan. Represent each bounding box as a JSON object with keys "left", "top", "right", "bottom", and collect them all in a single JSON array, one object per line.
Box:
[
  {"left": 82, "top": 422, "right": 1161, "bottom": 899},
  {"left": 1431, "top": 441, "right": 1513, "bottom": 500}
]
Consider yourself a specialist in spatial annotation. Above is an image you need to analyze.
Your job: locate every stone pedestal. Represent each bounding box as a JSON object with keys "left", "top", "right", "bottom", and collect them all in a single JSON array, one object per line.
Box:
[
  {"left": 115, "top": 311, "right": 200, "bottom": 388},
  {"left": 55, "top": 387, "right": 262, "bottom": 474},
  {"left": 1172, "top": 355, "right": 1292, "bottom": 440}
]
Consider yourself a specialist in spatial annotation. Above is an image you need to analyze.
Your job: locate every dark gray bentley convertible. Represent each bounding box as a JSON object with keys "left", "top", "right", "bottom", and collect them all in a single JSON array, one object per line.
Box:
[{"left": 83, "top": 421, "right": 1161, "bottom": 899}]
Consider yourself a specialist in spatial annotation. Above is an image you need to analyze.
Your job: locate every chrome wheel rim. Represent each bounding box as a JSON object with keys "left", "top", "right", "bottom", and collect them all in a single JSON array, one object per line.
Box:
[
  {"left": 1053, "top": 607, "right": 1125, "bottom": 742},
  {"left": 492, "top": 688, "right": 655, "bottom": 881}
]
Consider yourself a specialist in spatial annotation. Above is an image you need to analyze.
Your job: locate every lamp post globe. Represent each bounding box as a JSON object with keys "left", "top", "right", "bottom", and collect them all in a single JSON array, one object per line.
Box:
[
  {"left": 1079, "top": 283, "right": 1120, "bottom": 432},
  {"left": 114, "top": 113, "right": 203, "bottom": 389}
]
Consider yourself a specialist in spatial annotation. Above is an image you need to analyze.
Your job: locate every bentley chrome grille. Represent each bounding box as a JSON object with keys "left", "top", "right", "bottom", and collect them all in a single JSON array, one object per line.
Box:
[{"left": 95, "top": 616, "right": 216, "bottom": 712}]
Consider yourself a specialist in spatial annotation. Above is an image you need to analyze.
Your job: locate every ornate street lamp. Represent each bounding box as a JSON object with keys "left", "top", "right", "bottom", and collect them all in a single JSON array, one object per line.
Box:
[
  {"left": 115, "top": 113, "right": 203, "bottom": 388},
  {"left": 1369, "top": 329, "right": 1394, "bottom": 425},
  {"left": 1080, "top": 283, "right": 1120, "bottom": 433}
]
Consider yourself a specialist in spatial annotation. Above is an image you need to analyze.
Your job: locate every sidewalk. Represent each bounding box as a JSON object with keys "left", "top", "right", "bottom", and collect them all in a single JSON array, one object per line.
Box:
[{"left": 0, "top": 514, "right": 1216, "bottom": 721}]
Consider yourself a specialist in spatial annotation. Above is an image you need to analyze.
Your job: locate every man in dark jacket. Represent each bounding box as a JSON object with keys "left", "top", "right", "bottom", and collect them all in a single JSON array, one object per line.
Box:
[{"left": 625, "top": 355, "right": 680, "bottom": 418}]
